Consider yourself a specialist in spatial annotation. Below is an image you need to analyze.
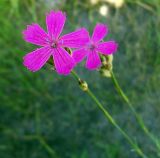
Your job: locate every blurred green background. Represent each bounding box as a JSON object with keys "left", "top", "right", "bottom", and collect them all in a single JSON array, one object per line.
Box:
[{"left": 0, "top": 0, "right": 160, "bottom": 157}]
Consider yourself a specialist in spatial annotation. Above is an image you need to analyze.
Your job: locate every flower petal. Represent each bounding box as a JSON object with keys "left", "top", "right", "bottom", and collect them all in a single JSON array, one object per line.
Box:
[
  {"left": 52, "top": 47, "right": 75, "bottom": 75},
  {"left": 23, "top": 47, "right": 51, "bottom": 72},
  {"left": 23, "top": 24, "right": 49, "bottom": 46},
  {"left": 91, "top": 23, "right": 108, "bottom": 43},
  {"left": 97, "top": 41, "right": 118, "bottom": 55},
  {"left": 46, "top": 10, "right": 66, "bottom": 39},
  {"left": 86, "top": 50, "right": 101, "bottom": 70},
  {"left": 59, "top": 28, "right": 90, "bottom": 48},
  {"left": 72, "top": 48, "right": 88, "bottom": 63}
]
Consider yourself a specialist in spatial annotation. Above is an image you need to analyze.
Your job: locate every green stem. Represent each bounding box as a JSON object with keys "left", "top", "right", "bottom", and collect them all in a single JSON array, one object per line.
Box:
[
  {"left": 71, "top": 70, "right": 80, "bottom": 81},
  {"left": 71, "top": 70, "right": 147, "bottom": 158},
  {"left": 34, "top": 103, "right": 58, "bottom": 158},
  {"left": 110, "top": 70, "right": 160, "bottom": 152},
  {"left": 38, "top": 136, "right": 57, "bottom": 158}
]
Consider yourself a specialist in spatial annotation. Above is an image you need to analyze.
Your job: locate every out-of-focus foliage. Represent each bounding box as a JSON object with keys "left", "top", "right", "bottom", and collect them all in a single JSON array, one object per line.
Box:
[{"left": 0, "top": 0, "right": 160, "bottom": 158}]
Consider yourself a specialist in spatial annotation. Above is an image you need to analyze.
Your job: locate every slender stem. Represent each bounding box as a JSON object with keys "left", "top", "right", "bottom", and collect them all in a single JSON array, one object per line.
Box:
[
  {"left": 38, "top": 136, "right": 57, "bottom": 157},
  {"left": 35, "top": 104, "right": 58, "bottom": 158},
  {"left": 110, "top": 70, "right": 160, "bottom": 152},
  {"left": 71, "top": 70, "right": 147, "bottom": 158},
  {"left": 0, "top": 125, "right": 57, "bottom": 158},
  {"left": 71, "top": 70, "right": 80, "bottom": 81}
]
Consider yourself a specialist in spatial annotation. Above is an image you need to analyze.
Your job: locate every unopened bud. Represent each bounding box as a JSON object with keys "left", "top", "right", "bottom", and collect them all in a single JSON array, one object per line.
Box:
[
  {"left": 99, "top": 54, "right": 113, "bottom": 78},
  {"left": 99, "top": 69, "right": 111, "bottom": 77},
  {"left": 79, "top": 79, "right": 88, "bottom": 91},
  {"left": 101, "top": 55, "right": 113, "bottom": 71},
  {"left": 106, "top": 54, "right": 113, "bottom": 63},
  {"left": 104, "top": 62, "right": 113, "bottom": 71}
]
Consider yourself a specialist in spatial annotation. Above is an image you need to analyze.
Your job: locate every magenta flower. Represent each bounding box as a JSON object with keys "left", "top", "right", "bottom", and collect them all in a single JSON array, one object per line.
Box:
[
  {"left": 23, "top": 10, "right": 89, "bottom": 75},
  {"left": 72, "top": 24, "right": 118, "bottom": 70}
]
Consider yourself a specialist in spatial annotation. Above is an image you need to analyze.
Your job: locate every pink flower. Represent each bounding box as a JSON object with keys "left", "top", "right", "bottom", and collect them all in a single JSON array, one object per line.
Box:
[
  {"left": 72, "top": 23, "right": 118, "bottom": 70},
  {"left": 23, "top": 10, "right": 89, "bottom": 75}
]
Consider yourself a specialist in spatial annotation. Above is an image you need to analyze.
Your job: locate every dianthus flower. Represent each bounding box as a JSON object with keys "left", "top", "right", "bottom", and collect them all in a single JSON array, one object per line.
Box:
[
  {"left": 72, "top": 24, "right": 118, "bottom": 70},
  {"left": 23, "top": 10, "right": 89, "bottom": 75}
]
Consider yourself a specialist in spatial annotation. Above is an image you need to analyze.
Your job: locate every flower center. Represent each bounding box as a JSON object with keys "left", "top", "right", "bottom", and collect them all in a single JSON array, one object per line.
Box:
[
  {"left": 89, "top": 44, "right": 96, "bottom": 51},
  {"left": 51, "top": 41, "right": 58, "bottom": 48}
]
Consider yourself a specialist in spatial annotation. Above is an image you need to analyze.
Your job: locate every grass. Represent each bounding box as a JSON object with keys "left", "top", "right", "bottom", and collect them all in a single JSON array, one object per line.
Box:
[{"left": 0, "top": 0, "right": 160, "bottom": 157}]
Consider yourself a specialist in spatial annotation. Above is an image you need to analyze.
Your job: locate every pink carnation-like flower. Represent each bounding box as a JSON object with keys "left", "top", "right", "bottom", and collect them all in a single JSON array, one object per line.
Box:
[
  {"left": 72, "top": 23, "right": 118, "bottom": 70},
  {"left": 23, "top": 10, "right": 89, "bottom": 75}
]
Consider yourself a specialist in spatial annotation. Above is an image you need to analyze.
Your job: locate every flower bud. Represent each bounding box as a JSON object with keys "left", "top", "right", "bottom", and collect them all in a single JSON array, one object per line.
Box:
[
  {"left": 79, "top": 79, "right": 88, "bottom": 91},
  {"left": 106, "top": 54, "right": 113, "bottom": 63},
  {"left": 99, "top": 69, "right": 111, "bottom": 77},
  {"left": 99, "top": 54, "right": 113, "bottom": 77}
]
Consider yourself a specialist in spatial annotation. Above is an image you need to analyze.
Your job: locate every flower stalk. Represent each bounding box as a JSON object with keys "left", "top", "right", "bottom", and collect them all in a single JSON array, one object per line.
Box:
[
  {"left": 71, "top": 70, "right": 147, "bottom": 158},
  {"left": 110, "top": 70, "right": 160, "bottom": 153}
]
